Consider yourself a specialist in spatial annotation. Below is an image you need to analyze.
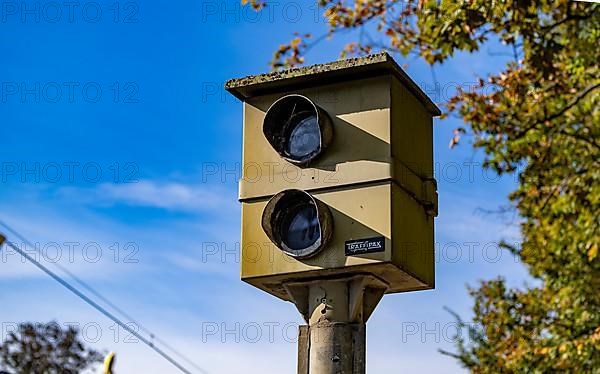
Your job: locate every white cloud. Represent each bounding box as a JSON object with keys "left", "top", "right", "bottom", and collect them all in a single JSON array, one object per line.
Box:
[
  {"left": 0, "top": 207, "right": 151, "bottom": 281},
  {"left": 0, "top": 178, "right": 243, "bottom": 283},
  {"left": 167, "top": 252, "right": 238, "bottom": 278},
  {"left": 59, "top": 180, "right": 237, "bottom": 214}
]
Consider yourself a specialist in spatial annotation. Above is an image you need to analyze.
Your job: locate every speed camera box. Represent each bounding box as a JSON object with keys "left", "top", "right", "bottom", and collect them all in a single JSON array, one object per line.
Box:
[{"left": 226, "top": 53, "right": 439, "bottom": 300}]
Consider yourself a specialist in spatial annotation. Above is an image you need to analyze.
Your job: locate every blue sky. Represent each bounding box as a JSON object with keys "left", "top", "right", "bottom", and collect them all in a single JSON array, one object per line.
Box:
[{"left": 1, "top": 1, "right": 531, "bottom": 373}]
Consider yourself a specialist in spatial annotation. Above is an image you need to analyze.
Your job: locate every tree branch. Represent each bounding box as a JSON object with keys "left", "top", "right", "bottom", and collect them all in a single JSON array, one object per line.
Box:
[{"left": 516, "top": 81, "right": 600, "bottom": 138}]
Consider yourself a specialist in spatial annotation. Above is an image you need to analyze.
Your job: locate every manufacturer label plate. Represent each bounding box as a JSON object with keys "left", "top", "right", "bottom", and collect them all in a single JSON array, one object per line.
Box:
[{"left": 345, "top": 236, "right": 385, "bottom": 256}]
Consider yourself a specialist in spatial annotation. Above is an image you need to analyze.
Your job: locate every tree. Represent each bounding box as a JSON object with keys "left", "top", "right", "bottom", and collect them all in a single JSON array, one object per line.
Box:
[
  {"left": 244, "top": 0, "right": 599, "bottom": 371},
  {"left": 0, "top": 322, "right": 103, "bottom": 373}
]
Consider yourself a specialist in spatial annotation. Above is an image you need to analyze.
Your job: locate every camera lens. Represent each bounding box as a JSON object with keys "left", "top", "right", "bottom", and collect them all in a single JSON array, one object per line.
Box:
[
  {"left": 281, "top": 202, "right": 320, "bottom": 252},
  {"left": 262, "top": 189, "right": 333, "bottom": 259},
  {"left": 263, "top": 95, "right": 333, "bottom": 166},
  {"left": 285, "top": 112, "right": 320, "bottom": 161}
]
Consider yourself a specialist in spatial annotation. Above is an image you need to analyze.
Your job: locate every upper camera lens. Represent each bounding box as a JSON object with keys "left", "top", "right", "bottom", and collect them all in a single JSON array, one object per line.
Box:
[
  {"left": 285, "top": 112, "right": 320, "bottom": 161},
  {"left": 262, "top": 95, "right": 333, "bottom": 166}
]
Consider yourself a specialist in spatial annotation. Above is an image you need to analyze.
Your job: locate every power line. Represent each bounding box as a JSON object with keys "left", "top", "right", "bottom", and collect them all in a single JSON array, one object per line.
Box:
[
  {"left": 0, "top": 222, "right": 207, "bottom": 374},
  {"left": 0, "top": 220, "right": 207, "bottom": 374},
  {"left": 2, "top": 240, "right": 193, "bottom": 373}
]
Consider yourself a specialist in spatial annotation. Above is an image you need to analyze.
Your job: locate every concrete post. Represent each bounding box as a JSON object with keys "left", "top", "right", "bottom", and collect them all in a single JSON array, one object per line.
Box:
[{"left": 288, "top": 275, "right": 387, "bottom": 374}]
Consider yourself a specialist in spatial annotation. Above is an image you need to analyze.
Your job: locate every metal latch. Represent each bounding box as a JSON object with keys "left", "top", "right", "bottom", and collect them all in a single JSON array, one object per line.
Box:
[{"left": 422, "top": 178, "right": 438, "bottom": 217}]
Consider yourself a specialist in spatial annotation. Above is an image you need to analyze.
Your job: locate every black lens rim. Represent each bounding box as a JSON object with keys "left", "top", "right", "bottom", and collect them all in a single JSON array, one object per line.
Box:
[
  {"left": 263, "top": 95, "right": 333, "bottom": 167},
  {"left": 262, "top": 189, "right": 333, "bottom": 259}
]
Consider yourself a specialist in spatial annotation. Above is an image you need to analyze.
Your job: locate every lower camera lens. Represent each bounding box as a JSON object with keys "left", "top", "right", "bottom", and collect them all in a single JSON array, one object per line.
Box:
[
  {"left": 262, "top": 189, "right": 333, "bottom": 259},
  {"left": 281, "top": 203, "right": 320, "bottom": 252}
]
